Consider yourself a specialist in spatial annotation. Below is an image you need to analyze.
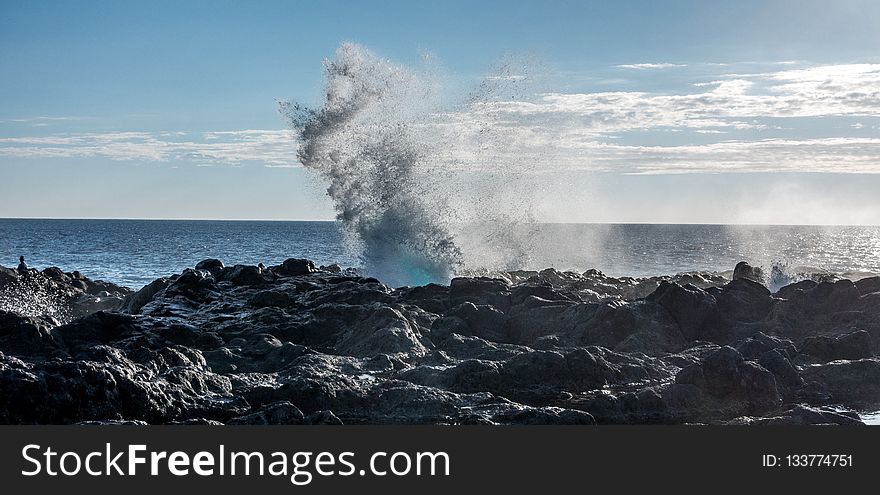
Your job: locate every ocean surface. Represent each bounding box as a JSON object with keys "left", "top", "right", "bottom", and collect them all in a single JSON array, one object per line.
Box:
[{"left": 1, "top": 218, "right": 879, "bottom": 289}]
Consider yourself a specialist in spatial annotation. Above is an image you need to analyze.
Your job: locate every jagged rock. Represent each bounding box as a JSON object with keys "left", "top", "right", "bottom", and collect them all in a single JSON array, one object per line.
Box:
[{"left": 1, "top": 259, "right": 877, "bottom": 425}]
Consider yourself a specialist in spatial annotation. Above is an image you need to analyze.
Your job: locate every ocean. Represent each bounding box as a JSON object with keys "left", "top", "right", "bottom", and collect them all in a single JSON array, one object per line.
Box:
[{"left": 1, "top": 218, "right": 878, "bottom": 289}]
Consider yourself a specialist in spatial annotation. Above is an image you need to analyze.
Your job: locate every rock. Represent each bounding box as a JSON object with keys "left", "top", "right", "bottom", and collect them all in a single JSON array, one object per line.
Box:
[
  {"left": 275, "top": 258, "right": 316, "bottom": 277},
  {"left": 674, "top": 346, "right": 781, "bottom": 415},
  {"left": 228, "top": 401, "right": 305, "bottom": 425},
  {"left": 319, "top": 264, "right": 342, "bottom": 274},
  {"left": 2, "top": 258, "right": 878, "bottom": 425},
  {"left": 707, "top": 278, "right": 773, "bottom": 330},
  {"left": 306, "top": 409, "right": 344, "bottom": 425},
  {"left": 220, "top": 265, "right": 266, "bottom": 286},
  {"left": 800, "top": 330, "right": 873, "bottom": 362},
  {"left": 855, "top": 277, "right": 880, "bottom": 296},
  {"left": 757, "top": 349, "right": 804, "bottom": 390},
  {"left": 733, "top": 261, "right": 764, "bottom": 283},
  {"left": 248, "top": 290, "right": 295, "bottom": 308},
  {"left": 42, "top": 267, "right": 71, "bottom": 284},
  {"left": 0, "top": 266, "right": 18, "bottom": 285},
  {"left": 449, "top": 277, "right": 511, "bottom": 311},
  {"left": 195, "top": 259, "right": 225, "bottom": 278},
  {"left": 430, "top": 303, "right": 506, "bottom": 342},
  {"left": 646, "top": 281, "right": 717, "bottom": 342},
  {"left": 726, "top": 404, "right": 863, "bottom": 425},
  {"left": 736, "top": 332, "right": 798, "bottom": 361},
  {"left": 800, "top": 358, "right": 880, "bottom": 407},
  {"left": 124, "top": 278, "right": 171, "bottom": 314}
]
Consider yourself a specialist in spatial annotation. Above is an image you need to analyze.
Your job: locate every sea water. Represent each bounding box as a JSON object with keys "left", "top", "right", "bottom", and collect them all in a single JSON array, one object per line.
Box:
[{"left": 1, "top": 218, "right": 878, "bottom": 290}]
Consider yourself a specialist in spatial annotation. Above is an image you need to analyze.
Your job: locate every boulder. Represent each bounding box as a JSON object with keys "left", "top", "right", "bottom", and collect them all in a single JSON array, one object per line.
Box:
[
  {"left": 733, "top": 261, "right": 764, "bottom": 283},
  {"left": 194, "top": 259, "right": 225, "bottom": 278},
  {"left": 275, "top": 258, "right": 316, "bottom": 277},
  {"left": 800, "top": 330, "right": 873, "bottom": 362}
]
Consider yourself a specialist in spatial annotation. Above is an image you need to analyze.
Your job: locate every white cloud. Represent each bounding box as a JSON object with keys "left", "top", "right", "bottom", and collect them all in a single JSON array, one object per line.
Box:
[
  {"left": 616, "top": 63, "right": 687, "bottom": 70},
  {"left": 2, "top": 63, "right": 879, "bottom": 175},
  {"left": 0, "top": 130, "right": 299, "bottom": 166}
]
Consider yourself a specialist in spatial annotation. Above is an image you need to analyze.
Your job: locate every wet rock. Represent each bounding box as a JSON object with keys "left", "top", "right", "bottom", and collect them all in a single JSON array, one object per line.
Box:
[
  {"left": 733, "top": 261, "right": 764, "bottom": 283},
  {"left": 1, "top": 259, "right": 877, "bottom": 425},
  {"left": 800, "top": 330, "right": 873, "bottom": 362}
]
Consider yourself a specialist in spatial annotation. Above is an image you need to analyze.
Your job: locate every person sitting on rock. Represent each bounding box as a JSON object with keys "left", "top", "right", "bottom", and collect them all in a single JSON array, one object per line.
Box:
[{"left": 17, "top": 256, "right": 29, "bottom": 275}]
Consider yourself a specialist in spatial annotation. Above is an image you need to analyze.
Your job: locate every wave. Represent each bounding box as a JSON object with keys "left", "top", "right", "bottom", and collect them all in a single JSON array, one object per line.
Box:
[{"left": 281, "top": 43, "right": 537, "bottom": 286}]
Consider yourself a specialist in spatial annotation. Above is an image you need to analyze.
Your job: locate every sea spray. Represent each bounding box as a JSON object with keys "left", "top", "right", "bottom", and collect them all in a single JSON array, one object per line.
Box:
[
  {"left": 0, "top": 275, "right": 70, "bottom": 323},
  {"left": 281, "top": 43, "right": 540, "bottom": 286}
]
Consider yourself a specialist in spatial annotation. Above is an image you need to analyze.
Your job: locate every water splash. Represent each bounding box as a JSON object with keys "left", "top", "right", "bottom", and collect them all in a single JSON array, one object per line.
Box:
[
  {"left": 766, "top": 260, "right": 838, "bottom": 293},
  {"left": 0, "top": 276, "right": 71, "bottom": 323},
  {"left": 281, "top": 43, "right": 539, "bottom": 286}
]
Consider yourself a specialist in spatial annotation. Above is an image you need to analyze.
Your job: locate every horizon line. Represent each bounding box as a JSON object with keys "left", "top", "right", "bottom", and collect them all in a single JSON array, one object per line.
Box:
[{"left": 1, "top": 217, "right": 879, "bottom": 228}]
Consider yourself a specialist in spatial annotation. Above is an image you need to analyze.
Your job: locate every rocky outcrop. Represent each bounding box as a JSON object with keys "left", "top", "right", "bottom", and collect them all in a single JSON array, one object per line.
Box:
[{"left": 1, "top": 258, "right": 878, "bottom": 425}]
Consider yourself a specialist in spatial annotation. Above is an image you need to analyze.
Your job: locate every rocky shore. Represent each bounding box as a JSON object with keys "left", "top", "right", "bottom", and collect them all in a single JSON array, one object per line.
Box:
[{"left": 1, "top": 259, "right": 879, "bottom": 425}]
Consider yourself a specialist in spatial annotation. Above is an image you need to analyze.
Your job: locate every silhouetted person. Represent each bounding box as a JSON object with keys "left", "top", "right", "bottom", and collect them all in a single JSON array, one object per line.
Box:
[{"left": 17, "top": 256, "right": 28, "bottom": 274}]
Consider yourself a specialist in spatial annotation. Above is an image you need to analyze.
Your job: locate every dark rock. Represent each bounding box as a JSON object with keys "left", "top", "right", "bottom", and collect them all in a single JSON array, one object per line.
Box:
[
  {"left": 220, "top": 265, "right": 266, "bottom": 286},
  {"left": 800, "top": 330, "right": 873, "bottom": 362},
  {"left": 757, "top": 349, "right": 804, "bottom": 390},
  {"left": 1, "top": 258, "right": 877, "bottom": 425},
  {"left": 736, "top": 332, "right": 797, "bottom": 360},
  {"left": 275, "top": 258, "right": 316, "bottom": 277},
  {"left": 855, "top": 277, "right": 880, "bottom": 296},
  {"left": 718, "top": 278, "right": 773, "bottom": 320},
  {"left": 674, "top": 346, "right": 781, "bottom": 415},
  {"left": 733, "top": 261, "right": 764, "bottom": 283},
  {"left": 646, "top": 281, "right": 717, "bottom": 342},
  {"left": 228, "top": 401, "right": 305, "bottom": 425},
  {"left": 124, "top": 278, "right": 171, "bottom": 314},
  {"left": 727, "top": 404, "right": 863, "bottom": 425},
  {"left": 195, "top": 259, "right": 225, "bottom": 278},
  {"left": 800, "top": 358, "right": 880, "bottom": 407}
]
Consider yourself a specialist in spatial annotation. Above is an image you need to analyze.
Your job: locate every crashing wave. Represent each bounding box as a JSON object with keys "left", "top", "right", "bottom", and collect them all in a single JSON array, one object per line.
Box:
[{"left": 281, "top": 43, "right": 539, "bottom": 287}]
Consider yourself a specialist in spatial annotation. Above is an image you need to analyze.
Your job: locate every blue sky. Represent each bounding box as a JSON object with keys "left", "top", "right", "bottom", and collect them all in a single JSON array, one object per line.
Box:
[{"left": 1, "top": 0, "right": 879, "bottom": 223}]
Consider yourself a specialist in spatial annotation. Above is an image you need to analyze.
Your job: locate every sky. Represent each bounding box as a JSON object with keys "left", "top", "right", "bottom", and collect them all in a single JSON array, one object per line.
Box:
[{"left": 1, "top": 0, "right": 879, "bottom": 224}]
